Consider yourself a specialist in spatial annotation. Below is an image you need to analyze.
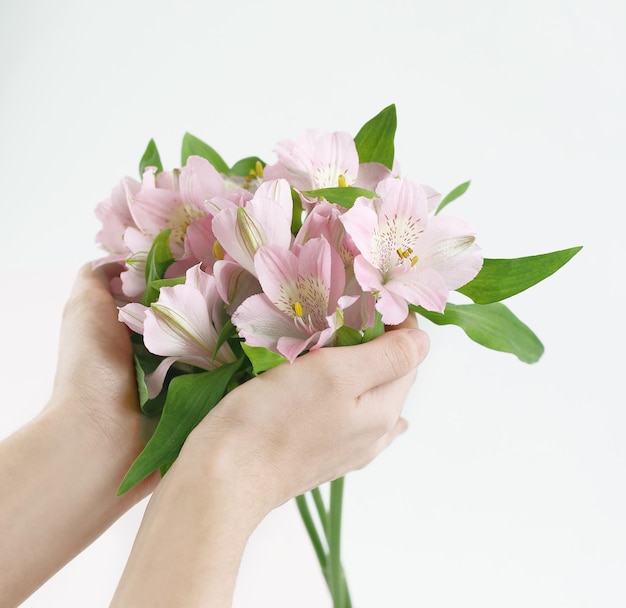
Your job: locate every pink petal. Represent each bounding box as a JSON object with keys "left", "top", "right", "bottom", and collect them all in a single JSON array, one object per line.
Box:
[
  {"left": 387, "top": 267, "right": 449, "bottom": 313},
  {"left": 416, "top": 215, "right": 483, "bottom": 289},
  {"left": 130, "top": 188, "right": 180, "bottom": 236},
  {"left": 118, "top": 302, "right": 148, "bottom": 334},
  {"left": 179, "top": 155, "right": 226, "bottom": 205},
  {"left": 254, "top": 245, "right": 299, "bottom": 304},
  {"left": 355, "top": 162, "right": 391, "bottom": 190},
  {"left": 375, "top": 177, "right": 429, "bottom": 226},
  {"left": 233, "top": 293, "right": 309, "bottom": 357},
  {"left": 214, "top": 260, "right": 261, "bottom": 313},
  {"left": 340, "top": 198, "right": 378, "bottom": 265},
  {"left": 145, "top": 356, "right": 177, "bottom": 399},
  {"left": 254, "top": 178, "right": 293, "bottom": 221}
]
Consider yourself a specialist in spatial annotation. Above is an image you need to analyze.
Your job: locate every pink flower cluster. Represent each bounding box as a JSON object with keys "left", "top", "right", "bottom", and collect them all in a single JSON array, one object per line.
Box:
[{"left": 95, "top": 129, "right": 482, "bottom": 392}]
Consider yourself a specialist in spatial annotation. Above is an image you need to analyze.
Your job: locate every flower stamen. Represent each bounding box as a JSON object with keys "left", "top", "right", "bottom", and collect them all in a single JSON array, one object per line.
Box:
[{"left": 213, "top": 240, "right": 224, "bottom": 261}]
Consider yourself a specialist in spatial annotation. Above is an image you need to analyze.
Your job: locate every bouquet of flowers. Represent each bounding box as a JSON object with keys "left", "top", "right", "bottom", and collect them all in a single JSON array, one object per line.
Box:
[{"left": 94, "top": 104, "right": 580, "bottom": 607}]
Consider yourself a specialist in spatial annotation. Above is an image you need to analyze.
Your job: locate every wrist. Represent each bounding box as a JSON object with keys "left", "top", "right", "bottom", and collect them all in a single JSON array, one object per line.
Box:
[
  {"left": 176, "top": 426, "right": 280, "bottom": 529},
  {"left": 43, "top": 392, "right": 155, "bottom": 507}
]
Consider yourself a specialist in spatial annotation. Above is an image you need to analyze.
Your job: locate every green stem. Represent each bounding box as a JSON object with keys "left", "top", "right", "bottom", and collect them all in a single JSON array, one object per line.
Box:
[
  {"left": 311, "top": 486, "right": 329, "bottom": 535},
  {"left": 329, "top": 476, "right": 347, "bottom": 607},
  {"left": 295, "top": 494, "right": 327, "bottom": 575},
  {"left": 296, "top": 483, "right": 353, "bottom": 607}
]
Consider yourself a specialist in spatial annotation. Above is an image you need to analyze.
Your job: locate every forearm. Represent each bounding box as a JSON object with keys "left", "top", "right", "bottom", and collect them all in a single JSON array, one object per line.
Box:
[
  {"left": 0, "top": 405, "right": 148, "bottom": 607},
  {"left": 110, "top": 440, "right": 264, "bottom": 608}
]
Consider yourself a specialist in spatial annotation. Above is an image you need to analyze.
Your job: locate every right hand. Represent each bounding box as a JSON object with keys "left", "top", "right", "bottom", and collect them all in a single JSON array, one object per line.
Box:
[{"left": 182, "top": 316, "right": 429, "bottom": 522}]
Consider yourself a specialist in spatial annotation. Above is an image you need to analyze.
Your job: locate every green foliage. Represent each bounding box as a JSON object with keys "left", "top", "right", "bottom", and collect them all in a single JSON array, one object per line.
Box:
[
  {"left": 118, "top": 359, "right": 243, "bottom": 495},
  {"left": 291, "top": 188, "right": 304, "bottom": 235},
  {"left": 181, "top": 132, "right": 230, "bottom": 173},
  {"left": 133, "top": 351, "right": 182, "bottom": 416},
  {"left": 335, "top": 326, "right": 363, "bottom": 346},
  {"left": 354, "top": 104, "right": 397, "bottom": 169},
  {"left": 213, "top": 319, "right": 236, "bottom": 357},
  {"left": 300, "top": 186, "right": 376, "bottom": 209},
  {"left": 241, "top": 344, "right": 287, "bottom": 375},
  {"left": 139, "top": 139, "right": 163, "bottom": 176},
  {"left": 435, "top": 180, "right": 471, "bottom": 214},
  {"left": 362, "top": 311, "right": 385, "bottom": 343},
  {"left": 458, "top": 247, "right": 582, "bottom": 304},
  {"left": 413, "top": 302, "right": 544, "bottom": 363},
  {"left": 230, "top": 156, "right": 265, "bottom": 177},
  {"left": 142, "top": 229, "right": 175, "bottom": 306}
]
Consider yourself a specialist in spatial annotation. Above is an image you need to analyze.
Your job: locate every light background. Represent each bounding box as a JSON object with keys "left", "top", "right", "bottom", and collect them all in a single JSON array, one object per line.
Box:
[{"left": 0, "top": 1, "right": 624, "bottom": 606}]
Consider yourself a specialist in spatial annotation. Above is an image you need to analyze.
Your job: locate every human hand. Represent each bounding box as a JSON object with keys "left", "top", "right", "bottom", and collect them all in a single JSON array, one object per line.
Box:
[
  {"left": 182, "top": 315, "right": 429, "bottom": 523},
  {"left": 48, "top": 262, "right": 158, "bottom": 498},
  {"left": 0, "top": 264, "right": 156, "bottom": 606}
]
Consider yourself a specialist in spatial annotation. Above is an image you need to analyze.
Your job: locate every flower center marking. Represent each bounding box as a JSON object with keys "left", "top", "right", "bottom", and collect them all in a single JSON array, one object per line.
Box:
[{"left": 169, "top": 204, "right": 205, "bottom": 244}]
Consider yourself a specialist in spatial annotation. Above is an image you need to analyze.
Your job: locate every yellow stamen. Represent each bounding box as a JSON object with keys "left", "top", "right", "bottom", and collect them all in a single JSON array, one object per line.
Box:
[
  {"left": 410, "top": 256, "right": 419, "bottom": 267},
  {"left": 255, "top": 160, "right": 264, "bottom": 178},
  {"left": 337, "top": 174, "right": 347, "bottom": 188},
  {"left": 213, "top": 240, "right": 224, "bottom": 261},
  {"left": 397, "top": 246, "right": 415, "bottom": 260},
  {"left": 292, "top": 302, "right": 303, "bottom": 317}
]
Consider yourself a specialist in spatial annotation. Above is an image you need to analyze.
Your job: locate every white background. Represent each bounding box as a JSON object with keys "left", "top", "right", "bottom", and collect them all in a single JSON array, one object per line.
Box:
[{"left": 0, "top": 1, "right": 624, "bottom": 606}]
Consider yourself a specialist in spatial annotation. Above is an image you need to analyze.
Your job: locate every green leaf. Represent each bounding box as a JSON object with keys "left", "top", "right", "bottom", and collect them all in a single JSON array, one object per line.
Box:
[
  {"left": 335, "top": 326, "right": 363, "bottom": 346},
  {"left": 214, "top": 319, "right": 236, "bottom": 357},
  {"left": 230, "top": 156, "right": 265, "bottom": 177},
  {"left": 118, "top": 360, "right": 243, "bottom": 495},
  {"left": 300, "top": 187, "right": 376, "bottom": 209},
  {"left": 147, "top": 276, "right": 186, "bottom": 293},
  {"left": 139, "top": 139, "right": 163, "bottom": 176},
  {"left": 458, "top": 246, "right": 583, "bottom": 304},
  {"left": 412, "top": 302, "right": 544, "bottom": 363},
  {"left": 133, "top": 349, "right": 186, "bottom": 416},
  {"left": 133, "top": 353, "right": 152, "bottom": 408},
  {"left": 181, "top": 133, "right": 229, "bottom": 173},
  {"left": 435, "top": 180, "right": 471, "bottom": 215},
  {"left": 362, "top": 311, "right": 385, "bottom": 343},
  {"left": 291, "top": 188, "right": 304, "bottom": 235},
  {"left": 142, "top": 229, "right": 175, "bottom": 306},
  {"left": 354, "top": 104, "right": 397, "bottom": 169},
  {"left": 241, "top": 343, "right": 287, "bottom": 375}
]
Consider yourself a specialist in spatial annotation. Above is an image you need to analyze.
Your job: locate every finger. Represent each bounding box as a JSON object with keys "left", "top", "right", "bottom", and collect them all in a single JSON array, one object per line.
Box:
[
  {"left": 385, "top": 311, "right": 418, "bottom": 332},
  {"left": 357, "top": 365, "right": 418, "bottom": 429},
  {"left": 329, "top": 327, "right": 429, "bottom": 393},
  {"left": 353, "top": 417, "right": 409, "bottom": 471}
]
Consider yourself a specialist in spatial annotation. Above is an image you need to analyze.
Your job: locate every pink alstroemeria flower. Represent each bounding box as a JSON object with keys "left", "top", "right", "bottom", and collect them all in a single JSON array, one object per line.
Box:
[
  {"left": 295, "top": 201, "right": 375, "bottom": 330},
  {"left": 341, "top": 177, "right": 483, "bottom": 325},
  {"left": 119, "top": 264, "right": 236, "bottom": 397},
  {"left": 232, "top": 238, "right": 347, "bottom": 362},
  {"left": 129, "top": 157, "right": 226, "bottom": 257},
  {"left": 264, "top": 130, "right": 360, "bottom": 190},
  {"left": 211, "top": 178, "right": 293, "bottom": 276},
  {"left": 263, "top": 128, "right": 408, "bottom": 200},
  {"left": 94, "top": 177, "right": 141, "bottom": 264}
]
